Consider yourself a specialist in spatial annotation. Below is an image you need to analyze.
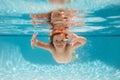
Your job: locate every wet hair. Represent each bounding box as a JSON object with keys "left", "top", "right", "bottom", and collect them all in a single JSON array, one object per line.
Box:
[{"left": 49, "top": 29, "right": 69, "bottom": 45}]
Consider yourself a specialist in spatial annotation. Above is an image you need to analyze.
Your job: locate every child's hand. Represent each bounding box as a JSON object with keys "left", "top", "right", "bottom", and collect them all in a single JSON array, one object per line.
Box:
[
  {"left": 68, "top": 33, "right": 79, "bottom": 46},
  {"left": 71, "top": 37, "right": 79, "bottom": 46},
  {"left": 31, "top": 32, "right": 38, "bottom": 49},
  {"left": 63, "top": 38, "right": 68, "bottom": 42}
]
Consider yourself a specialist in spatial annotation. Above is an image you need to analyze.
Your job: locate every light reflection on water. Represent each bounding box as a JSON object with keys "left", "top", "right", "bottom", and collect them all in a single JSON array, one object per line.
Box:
[{"left": 0, "top": 0, "right": 120, "bottom": 35}]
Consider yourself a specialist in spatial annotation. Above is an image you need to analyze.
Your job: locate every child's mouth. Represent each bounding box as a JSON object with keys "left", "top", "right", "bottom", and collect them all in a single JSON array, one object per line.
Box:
[{"left": 56, "top": 44, "right": 63, "bottom": 47}]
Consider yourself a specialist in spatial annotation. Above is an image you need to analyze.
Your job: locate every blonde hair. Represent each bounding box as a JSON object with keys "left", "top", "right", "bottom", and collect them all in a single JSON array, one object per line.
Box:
[{"left": 49, "top": 29, "right": 69, "bottom": 45}]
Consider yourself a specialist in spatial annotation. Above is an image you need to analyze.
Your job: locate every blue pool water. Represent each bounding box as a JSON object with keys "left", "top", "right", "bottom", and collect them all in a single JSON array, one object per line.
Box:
[{"left": 0, "top": 0, "right": 120, "bottom": 80}]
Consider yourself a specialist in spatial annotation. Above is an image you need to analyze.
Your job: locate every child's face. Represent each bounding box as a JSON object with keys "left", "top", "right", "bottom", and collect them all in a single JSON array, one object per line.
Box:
[{"left": 53, "top": 34, "right": 67, "bottom": 49}]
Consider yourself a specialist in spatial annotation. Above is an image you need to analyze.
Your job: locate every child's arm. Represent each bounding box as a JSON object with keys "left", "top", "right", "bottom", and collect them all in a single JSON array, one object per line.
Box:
[
  {"left": 31, "top": 32, "right": 51, "bottom": 50},
  {"left": 69, "top": 33, "right": 86, "bottom": 49}
]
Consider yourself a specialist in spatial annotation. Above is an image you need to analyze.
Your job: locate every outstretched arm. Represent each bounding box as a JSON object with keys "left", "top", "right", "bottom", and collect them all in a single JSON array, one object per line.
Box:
[{"left": 31, "top": 32, "right": 51, "bottom": 50}]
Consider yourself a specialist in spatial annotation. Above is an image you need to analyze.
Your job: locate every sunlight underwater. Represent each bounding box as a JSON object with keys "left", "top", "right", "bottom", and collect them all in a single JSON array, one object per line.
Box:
[
  {"left": 0, "top": 45, "right": 120, "bottom": 80},
  {"left": 0, "top": 0, "right": 120, "bottom": 80}
]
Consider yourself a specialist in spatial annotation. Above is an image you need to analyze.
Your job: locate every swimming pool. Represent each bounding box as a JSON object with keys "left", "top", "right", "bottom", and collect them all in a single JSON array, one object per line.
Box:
[{"left": 0, "top": 0, "right": 120, "bottom": 80}]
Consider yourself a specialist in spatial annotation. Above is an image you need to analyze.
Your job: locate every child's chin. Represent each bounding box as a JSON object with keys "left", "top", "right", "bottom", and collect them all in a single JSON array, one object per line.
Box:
[{"left": 56, "top": 45, "right": 64, "bottom": 48}]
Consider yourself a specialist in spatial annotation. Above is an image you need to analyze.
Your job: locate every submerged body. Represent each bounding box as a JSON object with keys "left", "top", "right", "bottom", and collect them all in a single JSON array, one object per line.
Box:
[
  {"left": 30, "top": 8, "right": 86, "bottom": 64},
  {"left": 31, "top": 31, "right": 86, "bottom": 64},
  {"left": 50, "top": 44, "right": 73, "bottom": 63}
]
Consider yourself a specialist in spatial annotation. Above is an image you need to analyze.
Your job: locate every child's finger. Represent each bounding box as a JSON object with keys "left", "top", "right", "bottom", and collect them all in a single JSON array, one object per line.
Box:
[
  {"left": 31, "top": 33, "right": 37, "bottom": 44},
  {"left": 71, "top": 39, "right": 75, "bottom": 44},
  {"left": 71, "top": 39, "right": 78, "bottom": 45},
  {"left": 31, "top": 42, "right": 34, "bottom": 49},
  {"left": 31, "top": 39, "right": 34, "bottom": 49},
  {"left": 71, "top": 40, "right": 78, "bottom": 46},
  {"left": 31, "top": 32, "right": 38, "bottom": 49},
  {"left": 71, "top": 43, "right": 74, "bottom": 46},
  {"left": 64, "top": 39, "right": 68, "bottom": 41},
  {"left": 67, "top": 33, "right": 74, "bottom": 39}
]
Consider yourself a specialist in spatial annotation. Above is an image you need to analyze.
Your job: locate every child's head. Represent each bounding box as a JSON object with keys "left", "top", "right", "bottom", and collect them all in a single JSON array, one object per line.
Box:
[{"left": 50, "top": 29, "right": 69, "bottom": 49}]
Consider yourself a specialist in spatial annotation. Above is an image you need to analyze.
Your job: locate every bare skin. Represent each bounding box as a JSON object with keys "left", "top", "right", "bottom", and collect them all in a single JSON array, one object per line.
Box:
[{"left": 31, "top": 32, "right": 86, "bottom": 64}]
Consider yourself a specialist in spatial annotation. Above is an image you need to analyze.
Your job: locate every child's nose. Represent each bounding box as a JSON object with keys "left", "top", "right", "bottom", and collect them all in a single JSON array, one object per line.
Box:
[{"left": 56, "top": 41, "right": 62, "bottom": 43}]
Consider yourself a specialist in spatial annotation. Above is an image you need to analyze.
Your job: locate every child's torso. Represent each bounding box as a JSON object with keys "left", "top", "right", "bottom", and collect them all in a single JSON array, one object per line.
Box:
[{"left": 50, "top": 45, "right": 73, "bottom": 63}]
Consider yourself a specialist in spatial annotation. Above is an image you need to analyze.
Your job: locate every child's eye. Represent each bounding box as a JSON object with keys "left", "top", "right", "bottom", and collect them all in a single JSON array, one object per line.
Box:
[
  {"left": 55, "top": 13, "right": 60, "bottom": 16},
  {"left": 53, "top": 40, "right": 57, "bottom": 42},
  {"left": 56, "top": 40, "right": 58, "bottom": 42}
]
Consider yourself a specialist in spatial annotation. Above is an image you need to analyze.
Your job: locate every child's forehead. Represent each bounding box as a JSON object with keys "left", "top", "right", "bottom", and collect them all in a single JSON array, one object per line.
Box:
[{"left": 53, "top": 34, "right": 65, "bottom": 39}]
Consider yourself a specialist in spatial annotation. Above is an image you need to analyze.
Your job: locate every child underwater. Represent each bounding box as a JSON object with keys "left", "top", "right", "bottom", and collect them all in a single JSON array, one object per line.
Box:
[
  {"left": 31, "top": 29, "right": 86, "bottom": 64},
  {"left": 30, "top": 4, "right": 86, "bottom": 64}
]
